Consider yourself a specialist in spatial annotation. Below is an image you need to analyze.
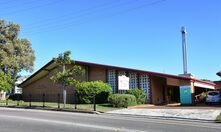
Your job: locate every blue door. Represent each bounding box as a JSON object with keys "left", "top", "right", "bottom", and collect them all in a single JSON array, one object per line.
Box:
[{"left": 179, "top": 86, "right": 192, "bottom": 105}]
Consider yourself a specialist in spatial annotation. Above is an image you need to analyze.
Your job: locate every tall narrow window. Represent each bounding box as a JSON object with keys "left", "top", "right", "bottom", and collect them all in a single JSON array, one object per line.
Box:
[
  {"left": 129, "top": 73, "right": 137, "bottom": 88},
  {"left": 139, "top": 74, "right": 150, "bottom": 102},
  {"left": 107, "top": 70, "right": 116, "bottom": 93}
]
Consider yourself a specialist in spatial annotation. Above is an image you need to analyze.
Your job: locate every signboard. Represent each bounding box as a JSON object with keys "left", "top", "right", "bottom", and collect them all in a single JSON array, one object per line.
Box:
[
  {"left": 179, "top": 85, "right": 192, "bottom": 105},
  {"left": 118, "top": 75, "right": 129, "bottom": 90}
]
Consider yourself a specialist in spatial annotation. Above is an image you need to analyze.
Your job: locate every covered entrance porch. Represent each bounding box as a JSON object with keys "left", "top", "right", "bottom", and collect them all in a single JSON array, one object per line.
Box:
[
  {"left": 150, "top": 76, "right": 182, "bottom": 105},
  {"left": 150, "top": 75, "right": 216, "bottom": 105}
]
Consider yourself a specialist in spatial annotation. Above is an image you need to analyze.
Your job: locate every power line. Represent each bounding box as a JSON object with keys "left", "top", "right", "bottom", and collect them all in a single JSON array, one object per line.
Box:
[
  {"left": 22, "top": 0, "right": 166, "bottom": 35},
  {"left": 0, "top": 0, "right": 42, "bottom": 10},
  {"left": 23, "top": 0, "right": 146, "bottom": 31},
  {"left": 0, "top": 0, "right": 16, "bottom": 5},
  {"left": 23, "top": 0, "right": 166, "bottom": 35},
  {"left": 22, "top": 0, "right": 121, "bottom": 27},
  {"left": 99, "top": 0, "right": 167, "bottom": 19},
  {"left": 23, "top": 0, "right": 139, "bottom": 29},
  {"left": 0, "top": 0, "right": 63, "bottom": 16}
]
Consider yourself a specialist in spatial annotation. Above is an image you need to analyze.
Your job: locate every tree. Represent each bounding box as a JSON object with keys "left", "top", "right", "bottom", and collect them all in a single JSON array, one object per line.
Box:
[
  {"left": 0, "top": 19, "right": 35, "bottom": 89},
  {"left": 50, "top": 51, "right": 85, "bottom": 108},
  {"left": 0, "top": 71, "right": 12, "bottom": 91}
]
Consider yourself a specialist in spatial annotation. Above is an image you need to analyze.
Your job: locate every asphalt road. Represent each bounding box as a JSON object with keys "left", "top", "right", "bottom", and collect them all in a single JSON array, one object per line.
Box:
[{"left": 0, "top": 108, "right": 221, "bottom": 132}]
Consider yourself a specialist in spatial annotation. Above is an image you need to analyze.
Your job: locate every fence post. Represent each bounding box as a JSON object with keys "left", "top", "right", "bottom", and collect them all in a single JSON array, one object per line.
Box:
[
  {"left": 29, "top": 94, "right": 32, "bottom": 108},
  {"left": 17, "top": 95, "right": 19, "bottom": 106},
  {"left": 93, "top": 94, "right": 96, "bottom": 111},
  {"left": 43, "top": 93, "right": 45, "bottom": 108},
  {"left": 74, "top": 91, "right": 77, "bottom": 110},
  {"left": 57, "top": 93, "right": 60, "bottom": 109},
  {"left": 6, "top": 98, "right": 8, "bottom": 106},
  {"left": 125, "top": 98, "right": 128, "bottom": 108}
]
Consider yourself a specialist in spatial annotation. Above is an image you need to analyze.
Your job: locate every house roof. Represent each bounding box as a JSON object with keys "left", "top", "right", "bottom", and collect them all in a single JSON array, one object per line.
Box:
[
  {"left": 19, "top": 59, "right": 215, "bottom": 87},
  {"left": 217, "top": 71, "right": 221, "bottom": 77}
]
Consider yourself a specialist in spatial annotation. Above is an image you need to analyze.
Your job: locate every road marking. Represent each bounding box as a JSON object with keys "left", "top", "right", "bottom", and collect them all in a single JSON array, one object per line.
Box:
[
  {"left": 0, "top": 115, "right": 147, "bottom": 132},
  {"left": 100, "top": 114, "right": 221, "bottom": 130},
  {"left": 1, "top": 108, "right": 221, "bottom": 130}
]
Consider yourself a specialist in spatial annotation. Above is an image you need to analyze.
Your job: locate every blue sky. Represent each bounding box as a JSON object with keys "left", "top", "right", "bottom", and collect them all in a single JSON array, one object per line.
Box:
[{"left": 1, "top": 0, "right": 221, "bottom": 80}]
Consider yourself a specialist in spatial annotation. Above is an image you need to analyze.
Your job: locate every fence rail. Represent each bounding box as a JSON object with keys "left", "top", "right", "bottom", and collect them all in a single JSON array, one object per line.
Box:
[{"left": 0, "top": 93, "right": 119, "bottom": 112}]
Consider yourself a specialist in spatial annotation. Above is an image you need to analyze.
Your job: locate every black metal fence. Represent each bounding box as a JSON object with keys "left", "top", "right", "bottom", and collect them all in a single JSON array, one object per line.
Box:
[
  {"left": 5, "top": 93, "right": 97, "bottom": 111},
  {"left": 1, "top": 93, "right": 120, "bottom": 112}
]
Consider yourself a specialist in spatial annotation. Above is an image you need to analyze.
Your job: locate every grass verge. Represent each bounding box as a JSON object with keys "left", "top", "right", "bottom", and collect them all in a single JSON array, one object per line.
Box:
[{"left": 0, "top": 100, "right": 120, "bottom": 113}]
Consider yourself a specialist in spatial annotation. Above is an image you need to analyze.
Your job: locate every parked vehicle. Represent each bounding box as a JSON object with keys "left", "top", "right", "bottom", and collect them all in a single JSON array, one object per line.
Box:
[{"left": 206, "top": 91, "right": 221, "bottom": 104}]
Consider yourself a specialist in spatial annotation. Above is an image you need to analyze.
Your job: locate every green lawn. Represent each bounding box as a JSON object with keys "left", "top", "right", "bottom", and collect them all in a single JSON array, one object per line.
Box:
[{"left": 0, "top": 100, "right": 120, "bottom": 113}]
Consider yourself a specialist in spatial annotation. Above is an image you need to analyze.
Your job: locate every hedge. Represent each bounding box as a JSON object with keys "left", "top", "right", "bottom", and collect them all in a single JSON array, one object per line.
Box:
[
  {"left": 76, "top": 81, "right": 112, "bottom": 104},
  {"left": 127, "top": 88, "right": 146, "bottom": 104},
  {"left": 216, "top": 113, "right": 221, "bottom": 122},
  {"left": 108, "top": 94, "right": 137, "bottom": 108}
]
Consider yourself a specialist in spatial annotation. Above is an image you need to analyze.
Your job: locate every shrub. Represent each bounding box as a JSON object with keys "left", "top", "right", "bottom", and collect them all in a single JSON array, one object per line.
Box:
[
  {"left": 108, "top": 94, "right": 137, "bottom": 108},
  {"left": 195, "top": 92, "right": 207, "bottom": 103},
  {"left": 127, "top": 88, "right": 146, "bottom": 104},
  {"left": 216, "top": 113, "right": 221, "bottom": 122},
  {"left": 76, "top": 81, "right": 112, "bottom": 104}
]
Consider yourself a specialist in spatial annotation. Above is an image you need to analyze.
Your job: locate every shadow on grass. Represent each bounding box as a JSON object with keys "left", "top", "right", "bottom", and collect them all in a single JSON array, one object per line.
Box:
[{"left": 98, "top": 104, "right": 113, "bottom": 108}]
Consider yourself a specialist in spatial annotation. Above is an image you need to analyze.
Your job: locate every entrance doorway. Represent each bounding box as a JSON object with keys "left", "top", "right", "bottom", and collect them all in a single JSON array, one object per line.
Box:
[{"left": 167, "top": 86, "right": 180, "bottom": 103}]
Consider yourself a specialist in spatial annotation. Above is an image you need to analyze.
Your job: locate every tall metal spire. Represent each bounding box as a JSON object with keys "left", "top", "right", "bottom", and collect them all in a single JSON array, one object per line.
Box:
[{"left": 181, "top": 26, "right": 188, "bottom": 75}]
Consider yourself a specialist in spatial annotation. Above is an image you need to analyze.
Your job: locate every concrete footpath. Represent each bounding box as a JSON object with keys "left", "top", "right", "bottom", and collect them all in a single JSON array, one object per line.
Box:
[{"left": 107, "top": 108, "right": 221, "bottom": 121}]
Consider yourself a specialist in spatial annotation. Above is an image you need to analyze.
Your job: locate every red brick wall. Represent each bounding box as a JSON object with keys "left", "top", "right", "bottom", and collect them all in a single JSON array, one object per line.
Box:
[{"left": 22, "top": 65, "right": 108, "bottom": 103}]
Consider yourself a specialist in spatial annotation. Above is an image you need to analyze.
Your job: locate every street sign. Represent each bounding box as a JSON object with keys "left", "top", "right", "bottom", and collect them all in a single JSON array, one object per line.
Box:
[{"left": 118, "top": 75, "right": 129, "bottom": 90}]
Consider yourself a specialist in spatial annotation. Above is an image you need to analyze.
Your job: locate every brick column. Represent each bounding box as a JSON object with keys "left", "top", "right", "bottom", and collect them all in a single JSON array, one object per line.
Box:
[
  {"left": 137, "top": 73, "right": 140, "bottom": 88},
  {"left": 115, "top": 70, "right": 119, "bottom": 93}
]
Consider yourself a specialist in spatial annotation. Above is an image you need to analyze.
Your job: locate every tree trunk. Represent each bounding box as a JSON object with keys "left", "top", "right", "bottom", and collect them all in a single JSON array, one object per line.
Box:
[
  {"left": 63, "top": 86, "right": 66, "bottom": 108},
  {"left": 62, "top": 64, "right": 66, "bottom": 108}
]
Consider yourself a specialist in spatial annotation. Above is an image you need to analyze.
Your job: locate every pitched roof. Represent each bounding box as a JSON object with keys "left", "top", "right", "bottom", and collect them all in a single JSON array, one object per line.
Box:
[{"left": 19, "top": 59, "right": 215, "bottom": 87}]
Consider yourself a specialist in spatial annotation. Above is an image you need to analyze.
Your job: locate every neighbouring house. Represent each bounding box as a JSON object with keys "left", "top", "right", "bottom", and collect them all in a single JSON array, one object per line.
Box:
[
  {"left": 0, "top": 76, "right": 28, "bottom": 100},
  {"left": 14, "top": 76, "right": 29, "bottom": 94},
  {"left": 18, "top": 60, "right": 215, "bottom": 105},
  {"left": 7, "top": 76, "right": 29, "bottom": 95},
  {"left": 214, "top": 71, "right": 221, "bottom": 90},
  {"left": 214, "top": 81, "right": 221, "bottom": 90}
]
